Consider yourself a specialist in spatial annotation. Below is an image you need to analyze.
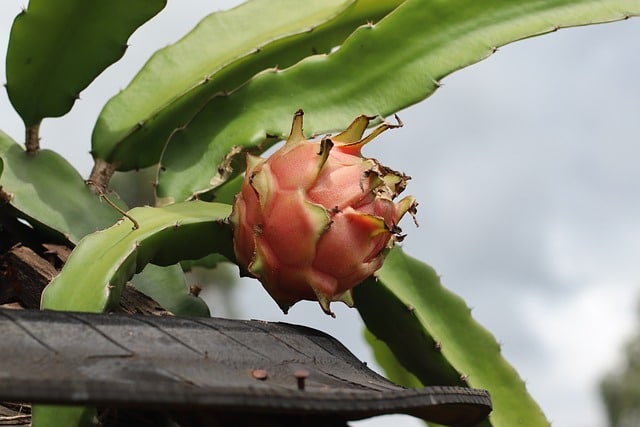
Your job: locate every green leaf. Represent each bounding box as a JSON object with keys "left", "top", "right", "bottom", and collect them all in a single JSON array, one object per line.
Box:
[
  {"left": 41, "top": 201, "right": 233, "bottom": 313},
  {"left": 156, "top": 0, "right": 639, "bottom": 203},
  {"left": 5, "top": 0, "right": 166, "bottom": 127},
  {"left": 132, "top": 264, "right": 210, "bottom": 317},
  {"left": 0, "top": 131, "right": 120, "bottom": 243},
  {"left": 354, "top": 248, "right": 548, "bottom": 427}
]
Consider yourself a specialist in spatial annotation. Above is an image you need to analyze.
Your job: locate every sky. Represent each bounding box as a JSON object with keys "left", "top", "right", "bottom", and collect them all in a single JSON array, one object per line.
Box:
[{"left": 2, "top": 2, "right": 640, "bottom": 427}]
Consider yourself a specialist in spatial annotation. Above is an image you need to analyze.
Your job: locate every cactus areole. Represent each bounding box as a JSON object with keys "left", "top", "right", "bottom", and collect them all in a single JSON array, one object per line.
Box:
[{"left": 230, "top": 110, "right": 417, "bottom": 316}]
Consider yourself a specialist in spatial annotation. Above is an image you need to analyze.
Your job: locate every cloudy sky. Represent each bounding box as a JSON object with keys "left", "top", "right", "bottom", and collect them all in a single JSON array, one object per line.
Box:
[{"left": 2, "top": 2, "right": 639, "bottom": 426}]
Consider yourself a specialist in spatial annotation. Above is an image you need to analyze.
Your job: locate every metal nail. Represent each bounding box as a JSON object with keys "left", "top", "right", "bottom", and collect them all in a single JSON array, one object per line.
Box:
[
  {"left": 294, "top": 370, "right": 309, "bottom": 391},
  {"left": 251, "top": 369, "right": 268, "bottom": 380}
]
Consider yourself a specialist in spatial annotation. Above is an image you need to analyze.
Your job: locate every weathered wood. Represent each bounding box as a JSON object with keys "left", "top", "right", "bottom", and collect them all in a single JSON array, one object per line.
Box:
[
  {"left": 0, "top": 402, "right": 30, "bottom": 426},
  {"left": 0, "top": 243, "right": 169, "bottom": 315},
  {"left": 2, "top": 245, "right": 56, "bottom": 309}
]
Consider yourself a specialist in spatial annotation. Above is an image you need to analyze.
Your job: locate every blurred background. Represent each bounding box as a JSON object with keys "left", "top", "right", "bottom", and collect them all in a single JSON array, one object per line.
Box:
[{"left": 1, "top": 2, "right": 639, "bottom": 426}]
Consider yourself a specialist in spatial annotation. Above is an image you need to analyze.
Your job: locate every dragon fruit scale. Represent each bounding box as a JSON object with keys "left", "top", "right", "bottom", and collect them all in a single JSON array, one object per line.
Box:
[{"left": 230, "top": 110, "right": 417, "bottom": 316}]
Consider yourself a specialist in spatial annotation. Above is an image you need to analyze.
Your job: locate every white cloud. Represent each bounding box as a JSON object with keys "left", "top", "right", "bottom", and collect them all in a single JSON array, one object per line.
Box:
[{"left": 521, "top": 284, "right": 636, "bottom": 427}]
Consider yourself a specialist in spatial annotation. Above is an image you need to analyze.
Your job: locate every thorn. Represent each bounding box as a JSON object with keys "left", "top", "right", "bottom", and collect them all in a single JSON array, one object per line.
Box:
[
  {"left": 393, "top": 114, "right": 403, "bottom": 128},
  {"left": 406, "top": 304, "right": 415, "bottom": 313},
  {"left": 189, "top": 284, "right": 202, "bottom": 297},
  {"left": 434, "top": 341, "right": 442, "bottom": 352}
]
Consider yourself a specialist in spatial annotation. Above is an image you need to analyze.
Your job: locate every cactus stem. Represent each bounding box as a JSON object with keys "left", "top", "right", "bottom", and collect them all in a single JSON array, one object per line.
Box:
[
  {"left": 25, "top": 123, "right": 40, "bottom": 155},
  {"left": 89, "top": 158, "right": 118, "bottom": 190}
]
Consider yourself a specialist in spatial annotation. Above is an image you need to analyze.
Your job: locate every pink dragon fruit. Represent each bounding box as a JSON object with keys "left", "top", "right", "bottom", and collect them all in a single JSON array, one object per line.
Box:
[{"left": 230, "top": 110, "right": 417, "bottom": 316}]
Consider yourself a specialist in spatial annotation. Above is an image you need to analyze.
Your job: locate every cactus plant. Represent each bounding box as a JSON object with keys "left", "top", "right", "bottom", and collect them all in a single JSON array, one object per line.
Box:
[{"left": 1, "top": 1, "right": 638, "bottom": 426}]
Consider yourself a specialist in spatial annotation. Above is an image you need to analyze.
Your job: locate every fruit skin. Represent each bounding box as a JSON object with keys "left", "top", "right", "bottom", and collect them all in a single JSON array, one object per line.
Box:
[{"left": 230, "top": 110, "right": 417, "bottom": 316}]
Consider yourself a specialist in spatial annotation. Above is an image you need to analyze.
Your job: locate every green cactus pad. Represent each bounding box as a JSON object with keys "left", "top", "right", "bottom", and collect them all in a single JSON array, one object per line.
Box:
[
  {"left": 131, "top": 264, "right": 210, "bottom": 317},
  {"left": 92, "top": 0, "right": 404, "bottom": 172},
  {"left": 355, "top": 247, "right": 549, "bottom": 426},
  {"left": 0, "top": 131, "right": 120, "bottom": 243},
  {"left": 156, "top": 0, "right": 639, "bottom": 203},
  {"left": 5, "top": 0, "right": 165, "bottom": 127},
  {"left": 41, "top": 201, "right": 233, "bottom": 313}
]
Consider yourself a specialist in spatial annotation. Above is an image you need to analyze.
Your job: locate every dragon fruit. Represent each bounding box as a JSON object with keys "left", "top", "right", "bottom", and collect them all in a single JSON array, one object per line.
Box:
[{"left": 230, "top": 110, "right": 417, "bottom": 316}]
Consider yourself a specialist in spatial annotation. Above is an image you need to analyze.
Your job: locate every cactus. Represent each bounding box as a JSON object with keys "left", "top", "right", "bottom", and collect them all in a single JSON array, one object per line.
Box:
[
  {"left": 1, "top": 1, "right": 638, "bottom": 426},
  {"left": 91, "top": 0, "right": 403, "bottom": 175},
  {"left": 355, "top": 247, "right": 549, "bottom": 426},
  {"left": 41, "top": 201, "right": 233, "bottom": 313},
  {"left": 155, "top": 0, "right": 638, "bottom": 204},
  {"left": 5, "top": 0, "right": 165, "bottom": 129},
  {"left": 0, "top": 131, "right": 120, "bottom": 243}
]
